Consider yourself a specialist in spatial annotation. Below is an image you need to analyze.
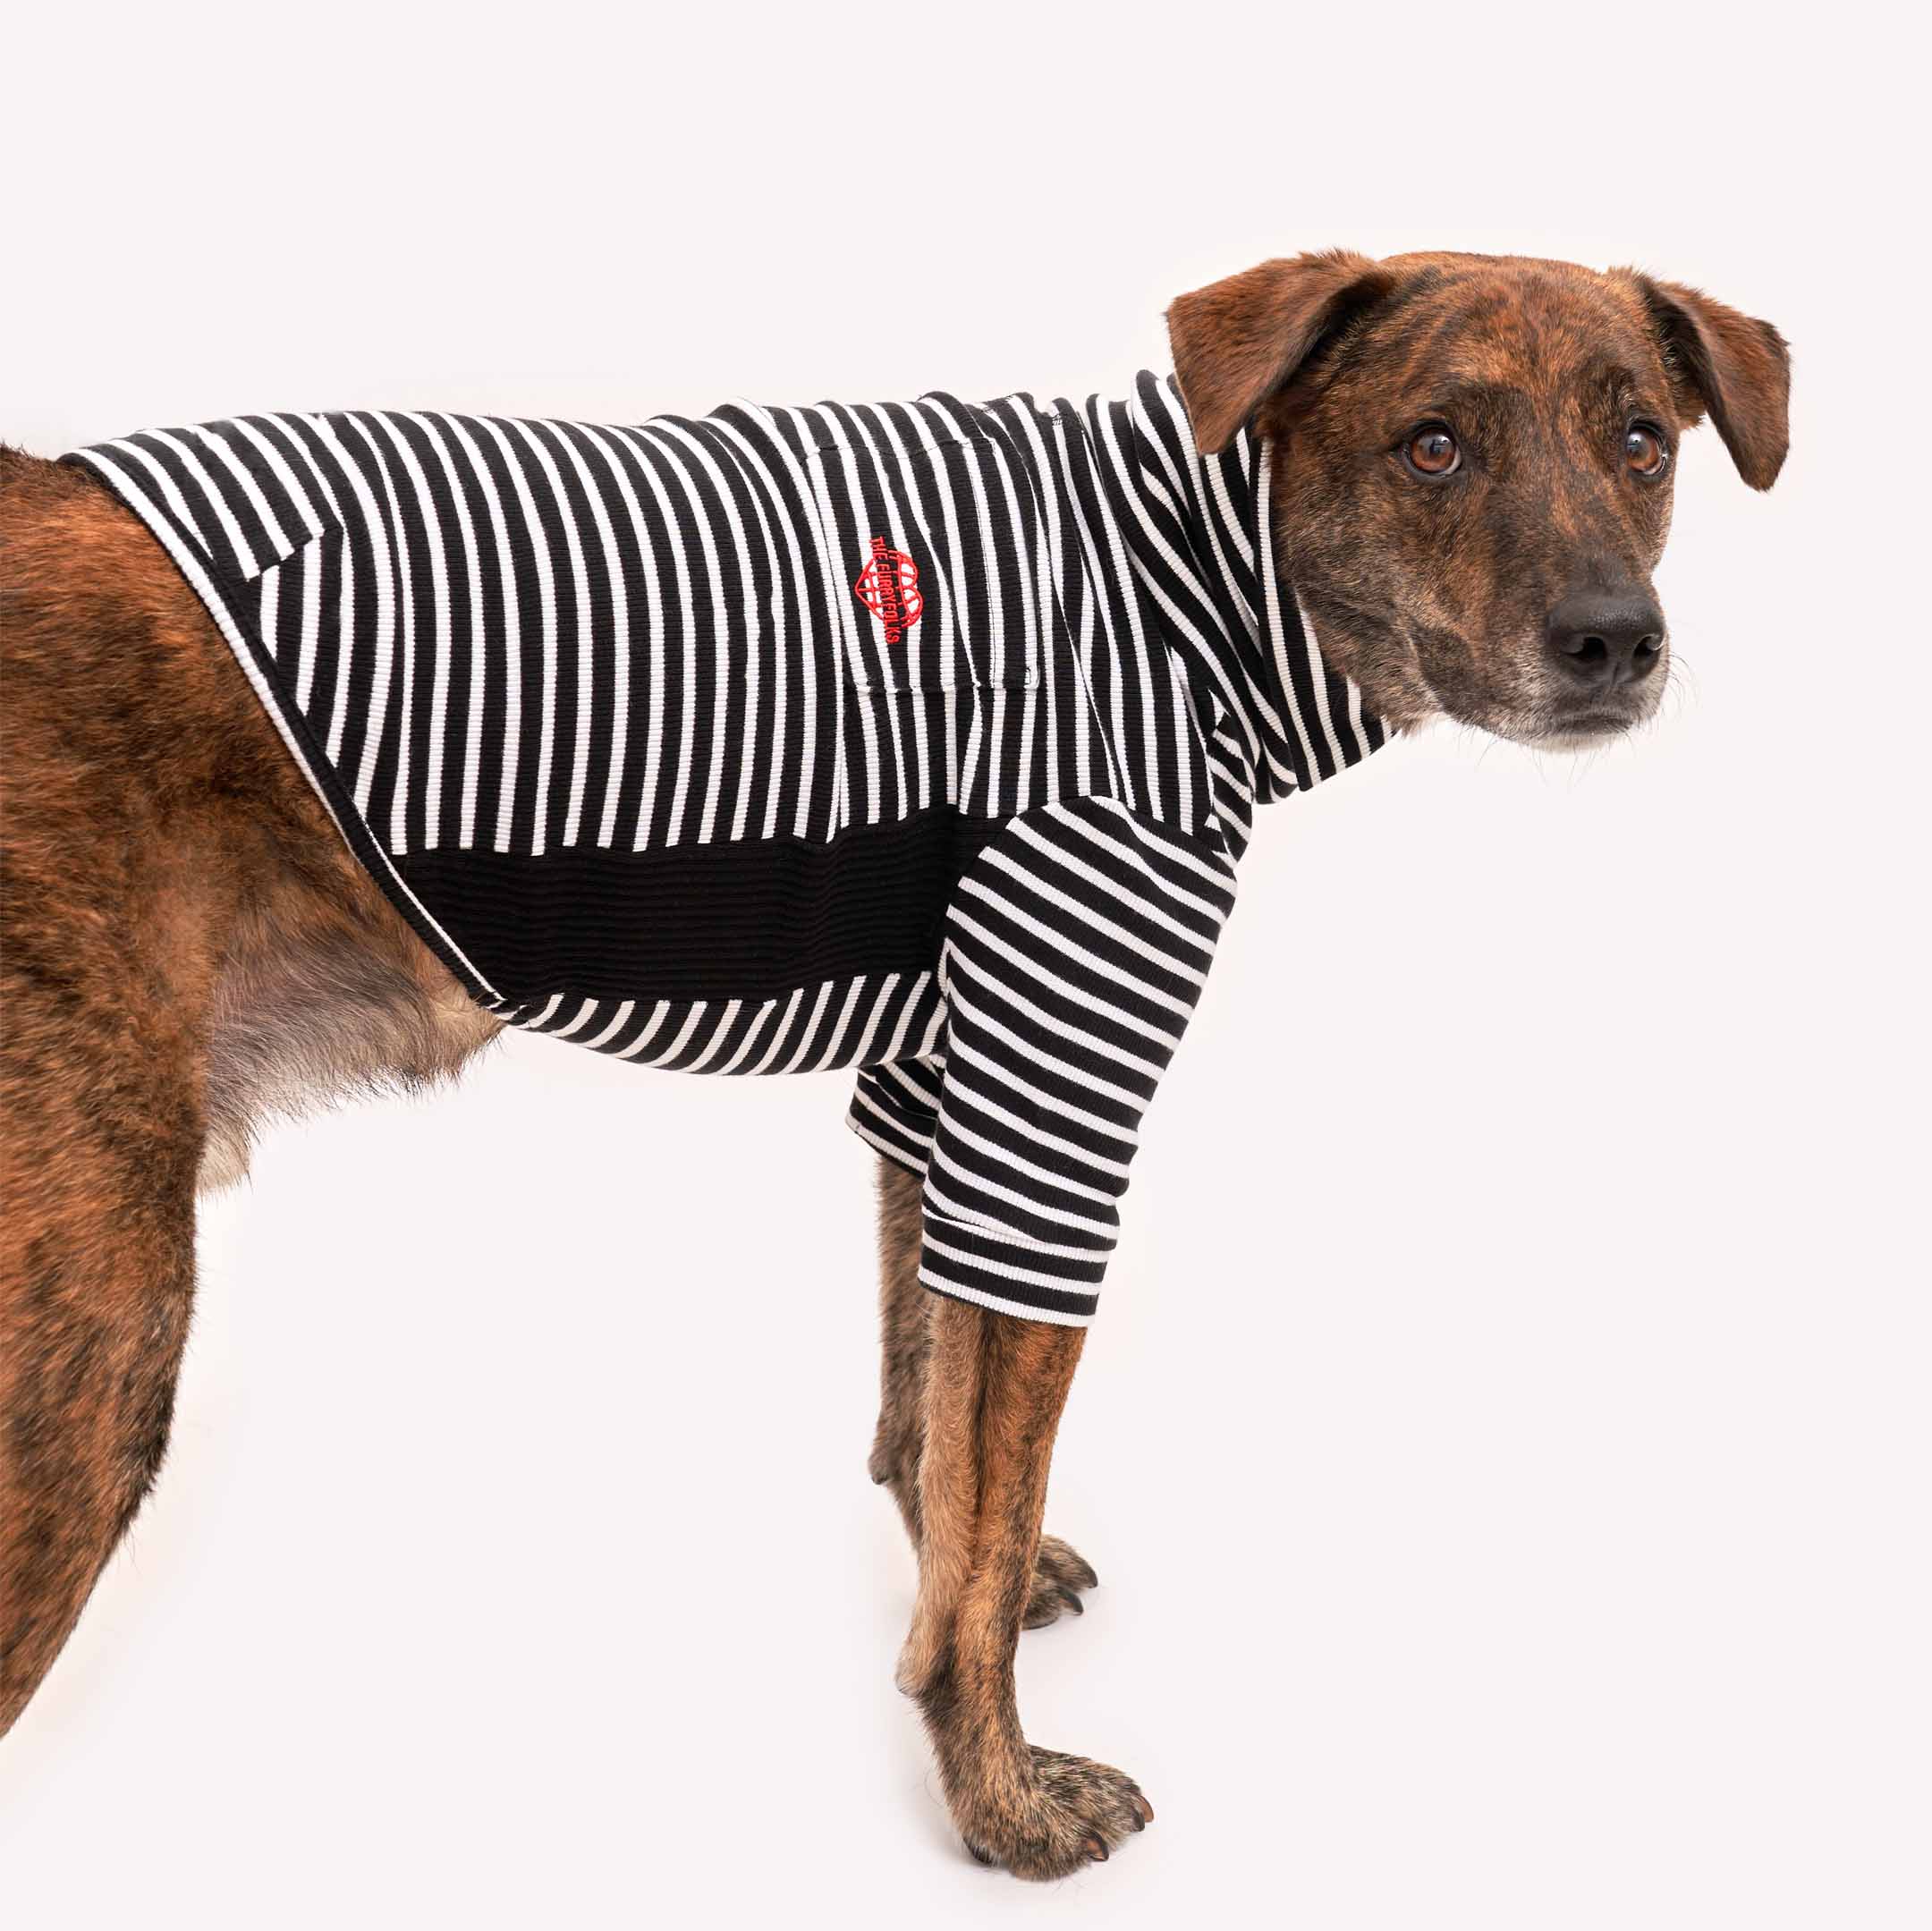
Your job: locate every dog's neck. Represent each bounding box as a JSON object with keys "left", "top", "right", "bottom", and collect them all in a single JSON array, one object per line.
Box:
[{"left": 1122, "top": 375, "right": 1390, "bottom": 815}]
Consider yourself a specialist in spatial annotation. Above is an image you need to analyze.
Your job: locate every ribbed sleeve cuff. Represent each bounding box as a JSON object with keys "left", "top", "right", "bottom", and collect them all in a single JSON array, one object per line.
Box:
[
  {"left": 917, "top": 1212, "right": 1107, "bottom": 1325},
  {"left": 847, "top": 1086, "right": 935, "bottom": 1178}
]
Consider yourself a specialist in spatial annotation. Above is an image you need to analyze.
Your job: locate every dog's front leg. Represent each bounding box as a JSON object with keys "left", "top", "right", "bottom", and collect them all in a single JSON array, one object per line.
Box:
[
  {"left": 866, "top": 1160, "right": 930, "bottom": 1546},
  {"left": 868, "top": 1159, "right": 1097, "bottom": 1626},
  {"left": 897, "top": 1297, "right": 1151, "bottom": 1876}
]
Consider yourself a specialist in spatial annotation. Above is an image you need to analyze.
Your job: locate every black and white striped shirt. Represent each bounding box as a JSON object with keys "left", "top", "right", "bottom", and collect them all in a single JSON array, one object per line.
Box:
[{"left": 69, "top": 374, "right": 1388, "bottom": 1323}]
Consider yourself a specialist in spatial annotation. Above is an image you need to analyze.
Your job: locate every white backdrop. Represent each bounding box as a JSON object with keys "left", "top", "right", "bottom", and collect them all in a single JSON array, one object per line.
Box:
[{"left": 4, "top": 4, "right": 1924, "bottom": 1925}]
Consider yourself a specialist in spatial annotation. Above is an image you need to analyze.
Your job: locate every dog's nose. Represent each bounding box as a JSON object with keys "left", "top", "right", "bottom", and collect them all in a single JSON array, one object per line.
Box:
[{"left": 1546, "top": 589, "right": 1665, "bottom": 689}]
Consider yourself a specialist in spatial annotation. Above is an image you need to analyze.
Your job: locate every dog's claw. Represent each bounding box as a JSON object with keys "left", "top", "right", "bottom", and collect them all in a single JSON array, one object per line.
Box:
[
  {"left": 1084, "top": 1835, "right": 1109, "bottom": 1862},
  {"left": 1025, "top": 1534, "right": 1100, "bottom": 1630}
]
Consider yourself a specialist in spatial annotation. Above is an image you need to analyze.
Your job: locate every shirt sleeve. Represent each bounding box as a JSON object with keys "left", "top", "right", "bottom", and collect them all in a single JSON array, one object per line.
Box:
[{"left": 909, "top": 795, "right": 1236, "bottom": 1325}]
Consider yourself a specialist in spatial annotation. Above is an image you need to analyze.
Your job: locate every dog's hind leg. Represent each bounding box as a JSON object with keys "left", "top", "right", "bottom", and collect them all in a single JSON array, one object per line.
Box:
[
  {"left": 897, "top": 1299, "right": 1151, "bottom": 1876},
  {"left": 0, "top": 454, "right": 242, "bottom": 1729},
  {"left": 0, "top": 451, "right": 495, "bottom": 1731},
  {"left": 0, "top": 929, "right": 205, "bottom": 1732},
  {"left": 0, "top": 683, "right": 227, "bottom": 1734},
  {"left": 867, "top": 1158, "right": 1097, "bottom": 1629}
]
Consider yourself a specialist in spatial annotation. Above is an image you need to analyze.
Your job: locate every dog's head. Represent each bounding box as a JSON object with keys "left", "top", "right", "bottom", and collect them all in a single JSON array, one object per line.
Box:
[{"left": 1167, "top": 250, "right": 1790, "bottom": 750}]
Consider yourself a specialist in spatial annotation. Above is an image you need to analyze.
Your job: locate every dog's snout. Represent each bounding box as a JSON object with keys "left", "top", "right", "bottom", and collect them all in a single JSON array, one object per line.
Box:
[{"left": 1545, "top": 589, "right": 1665, "bottom": 690}]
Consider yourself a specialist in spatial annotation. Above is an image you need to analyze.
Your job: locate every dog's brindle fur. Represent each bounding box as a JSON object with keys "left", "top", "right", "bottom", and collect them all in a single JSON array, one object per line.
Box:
[{"left": 0, "top": 252, "right": 1787, "bottom": 1876}]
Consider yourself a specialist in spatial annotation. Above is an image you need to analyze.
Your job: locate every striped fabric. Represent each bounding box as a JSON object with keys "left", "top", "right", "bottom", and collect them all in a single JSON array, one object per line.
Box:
[
  {"left": 67, "top": 374, "right": 1387, "bottom": 1323},
  {"left": 852, "top": 797, "right": 1237, "bottom": 1321}
]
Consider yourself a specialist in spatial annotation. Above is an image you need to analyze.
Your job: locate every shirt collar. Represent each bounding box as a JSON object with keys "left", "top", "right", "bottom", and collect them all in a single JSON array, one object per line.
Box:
[{"left": 1122, "top": 372, "right": 1391, "bottom": 806}]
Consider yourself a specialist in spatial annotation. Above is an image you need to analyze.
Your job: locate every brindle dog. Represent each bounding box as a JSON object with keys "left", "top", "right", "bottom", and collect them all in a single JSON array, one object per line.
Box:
[{"left": 0, "top": 250, "right": 1788, "bottom": 1877}]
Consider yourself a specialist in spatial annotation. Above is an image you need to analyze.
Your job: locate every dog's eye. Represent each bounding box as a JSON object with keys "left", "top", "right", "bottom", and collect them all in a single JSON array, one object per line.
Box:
[
  {"left": 1624, "top": 424, "right": 1668, "bottom": 478},
  {"left": 1404, "top": 426, "right": 1460, "bottom": 477}
]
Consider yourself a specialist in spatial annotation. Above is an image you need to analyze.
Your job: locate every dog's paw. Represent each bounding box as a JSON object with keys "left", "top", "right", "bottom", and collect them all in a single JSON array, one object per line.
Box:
[
  {"left": 1022, "top": 1534, "right": 1099, "bottom": 1630},
  {"left": 961, "top": 1747, "right": 1153, "bottom": 1877}
]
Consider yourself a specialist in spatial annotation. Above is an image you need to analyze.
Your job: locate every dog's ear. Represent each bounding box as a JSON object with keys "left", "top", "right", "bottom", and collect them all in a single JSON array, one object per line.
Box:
[
  {"left": 1628, "top": 274, "right": 1791, "bottom": 490},
  {"left": 1165, "top": 250, "right": 1397, "bottom": 456}
]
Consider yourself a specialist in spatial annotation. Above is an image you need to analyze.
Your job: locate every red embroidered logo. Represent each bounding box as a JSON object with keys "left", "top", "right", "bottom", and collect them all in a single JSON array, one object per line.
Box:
[{"left": 853, "top": 538, "right": 923, "bottom": 644}]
